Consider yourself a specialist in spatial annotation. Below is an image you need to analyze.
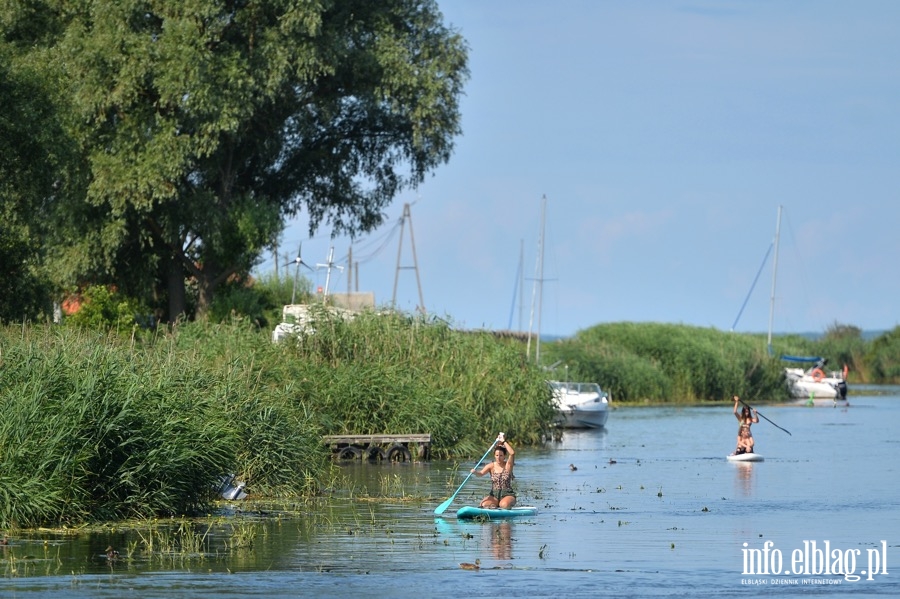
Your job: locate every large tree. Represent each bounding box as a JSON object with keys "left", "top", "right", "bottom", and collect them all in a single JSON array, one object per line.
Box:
[
  {"left": 10, "top": 0, "right": 468, "bottom": 320},
  {"left": 0, "top": 37, "right": 80, "bottom": 322}
]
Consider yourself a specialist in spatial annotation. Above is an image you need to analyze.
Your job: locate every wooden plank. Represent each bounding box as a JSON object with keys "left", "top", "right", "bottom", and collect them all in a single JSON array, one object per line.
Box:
[
  {"left": 322, "top": 434, "right": 431, "bottom": 444},
  {"left": 322, "top": 434, "right": 432, "bottom": 462}
]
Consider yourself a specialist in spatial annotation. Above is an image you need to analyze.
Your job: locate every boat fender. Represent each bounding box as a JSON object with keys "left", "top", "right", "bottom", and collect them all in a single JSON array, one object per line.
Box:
[{"left": 811, "top": 368, "right": 825, "bottom": 382}]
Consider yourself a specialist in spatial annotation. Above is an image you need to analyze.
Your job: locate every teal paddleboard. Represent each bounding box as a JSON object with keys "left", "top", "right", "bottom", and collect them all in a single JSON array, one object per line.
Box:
[{"left": 455, "top": 506, "right": 538, "bottom": 520}]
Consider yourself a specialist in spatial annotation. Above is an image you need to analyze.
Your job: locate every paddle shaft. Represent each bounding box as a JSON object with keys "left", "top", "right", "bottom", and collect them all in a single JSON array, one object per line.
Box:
[
  {"left": 740, "top": 399, "right": 791, "bottom": 436},
  {"left": 433, "top": 439, "right": 499, "bottom": 515}
]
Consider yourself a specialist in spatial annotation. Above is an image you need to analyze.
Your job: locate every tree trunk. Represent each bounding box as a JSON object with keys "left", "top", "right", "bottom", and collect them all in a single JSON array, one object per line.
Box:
[
  {"left": 167, "top": 257, "right": 187, "bottom": 322},
  {"left": 196, "top": 272, "right": 213, "bottom": 320}
]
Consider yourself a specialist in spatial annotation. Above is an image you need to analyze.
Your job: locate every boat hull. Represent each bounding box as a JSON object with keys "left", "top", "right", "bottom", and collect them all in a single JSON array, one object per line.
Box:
[
  {"left": 727, "top": 453, "right": 764, "bottom": 462},
  {"left": 550, "top": 381, "right": 610, "bottom": 429},
  {"left": 456, "top": 506, "right": 538, "bottom": 520},
  {"left": 784, "top": 366, "right": 848, "bottom": 401}
]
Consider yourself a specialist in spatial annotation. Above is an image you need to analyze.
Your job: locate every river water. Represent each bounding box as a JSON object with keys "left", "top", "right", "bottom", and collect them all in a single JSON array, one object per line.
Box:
[{"left": 2, "top": 389, "right": 898, "bottom": 598}]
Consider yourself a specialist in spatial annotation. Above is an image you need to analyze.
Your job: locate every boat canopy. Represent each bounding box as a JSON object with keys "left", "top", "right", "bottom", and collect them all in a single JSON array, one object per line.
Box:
[{"left": 781, "top": 355, "right": 824, "bottom": 364}]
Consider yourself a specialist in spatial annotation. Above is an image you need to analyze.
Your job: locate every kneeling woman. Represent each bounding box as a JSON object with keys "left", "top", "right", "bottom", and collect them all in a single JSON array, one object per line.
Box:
[{"left": 471, "top": 438, "right": 516, "bottom": 509}]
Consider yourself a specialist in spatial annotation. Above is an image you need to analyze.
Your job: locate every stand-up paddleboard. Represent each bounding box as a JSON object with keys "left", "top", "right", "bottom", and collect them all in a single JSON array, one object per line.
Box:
[
  {"left": 456, "top": 506, "right": 538, "bottom": 520},
  {"left": 727, "top": 452, "right": 764, "bottom": 462}
]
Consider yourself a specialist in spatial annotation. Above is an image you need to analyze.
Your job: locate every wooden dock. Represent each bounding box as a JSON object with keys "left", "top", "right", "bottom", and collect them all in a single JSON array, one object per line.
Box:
[{"left": 323, "top": 434, "right": 431, "bottom": 462}]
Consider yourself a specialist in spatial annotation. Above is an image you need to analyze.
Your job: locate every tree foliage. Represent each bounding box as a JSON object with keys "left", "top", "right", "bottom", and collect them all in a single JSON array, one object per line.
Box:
[
  {"left": 6, "top": 0, "right": 468, "bottom": 320},
  {"left": 0, "top": 40, "right": 78, "bottom": 322}
]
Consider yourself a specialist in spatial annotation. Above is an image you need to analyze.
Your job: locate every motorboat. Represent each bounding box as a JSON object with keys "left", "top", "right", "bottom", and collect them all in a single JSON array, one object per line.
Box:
[
  {"left": 549, "top": 381, "right": 610, "bottom": 429},
  {"left": 783, "top": 356, "right": 849, "bottom": 403}
]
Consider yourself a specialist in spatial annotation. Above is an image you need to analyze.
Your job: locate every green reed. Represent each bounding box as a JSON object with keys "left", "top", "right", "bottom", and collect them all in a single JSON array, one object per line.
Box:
[
  {"left": 0, "top": 325, "right": 325, "bottom": 528},
  {"left": 225, "top": 521, "right": 257, "bottom": 550},
  {"left": 272, "top": 309, "right": 555, "bottom": 454},
  {"left": 0, "top": 312, "right": 555, "bottom": 528},
  {"left": 544, "top": 322, "right": 787, "bottom": 402}
]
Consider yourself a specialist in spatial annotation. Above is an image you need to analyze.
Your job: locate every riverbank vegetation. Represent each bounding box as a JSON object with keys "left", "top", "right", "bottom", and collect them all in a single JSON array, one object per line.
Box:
[
  {"left": 1, "top": 282, "right": 895, "bottom": 528},
  {"left": 0, "top": 311, "right": 551, "bottom": 528},
  {"left": 541, "top": 320, "right": 883, "bottom": 403}
]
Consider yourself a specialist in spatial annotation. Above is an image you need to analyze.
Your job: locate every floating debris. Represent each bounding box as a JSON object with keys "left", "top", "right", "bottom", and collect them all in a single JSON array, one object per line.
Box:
[{"left": 218, "top": 474, "right": 248, "bottom": 500}]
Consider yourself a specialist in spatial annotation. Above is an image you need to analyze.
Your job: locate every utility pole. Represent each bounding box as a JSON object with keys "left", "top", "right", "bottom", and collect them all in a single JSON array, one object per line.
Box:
[
  {"left": 392, "top": 203, "right": 426, "bottom": 313},
  {"left": 347, "top": 245, "right": 353, "bottom": 295},
  {"left": 273, "top": 241, "right": 279, "bottom": 280}
]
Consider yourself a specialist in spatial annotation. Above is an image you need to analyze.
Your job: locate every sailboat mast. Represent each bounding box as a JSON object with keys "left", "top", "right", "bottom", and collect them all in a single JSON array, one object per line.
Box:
[
  {"left": 766, "top": 205, "right": 782, "bottom": 354},
  {"left": 536, "top": 196, "right": 546, "bottom": 364},
  {"left": 519, "top": 239, "right": 525, "bottom": 331},
  {"left": 526, "top": 195, "right": 547, "bottom": 364}
]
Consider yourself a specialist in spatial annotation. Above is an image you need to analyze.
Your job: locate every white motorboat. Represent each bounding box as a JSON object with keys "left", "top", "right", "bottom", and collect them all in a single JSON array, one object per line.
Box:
[
  {"left": 549, "top": 381, "right": 610, "bottom": 429},
  {"left": 783, "top": 356, "right": 849, "bottom": 403}
]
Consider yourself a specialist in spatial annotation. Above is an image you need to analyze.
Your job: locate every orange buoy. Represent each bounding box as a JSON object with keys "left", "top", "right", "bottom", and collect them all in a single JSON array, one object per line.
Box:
[{"left": 811, "top": 368, "right": 826, "bottom": 382}]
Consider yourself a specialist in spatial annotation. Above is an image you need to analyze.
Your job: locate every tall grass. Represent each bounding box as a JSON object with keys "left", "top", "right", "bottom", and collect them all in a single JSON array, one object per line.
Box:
[
  {"left": 864, "top": 326, "right": 900, "bottom": 383},
  {"left": 543, "top": 321, "right": 895, "bottom": 401},
  {"left": 544, "top": 322, "right": 787, "bottom": 402},
  {"left": 256, "top": 307, "right": 554, "bottom": 455},
  {"left": 0, "top": 311, "right": 554, "bottom": 527},
  {"left": 0, "top": 325, "right": 328, "bottom": 528}
]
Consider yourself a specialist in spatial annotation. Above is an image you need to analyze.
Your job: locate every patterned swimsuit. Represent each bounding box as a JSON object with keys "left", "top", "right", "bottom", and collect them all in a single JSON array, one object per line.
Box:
[{"left": 490, "top": 468, "right": 515, "bottom": 499}]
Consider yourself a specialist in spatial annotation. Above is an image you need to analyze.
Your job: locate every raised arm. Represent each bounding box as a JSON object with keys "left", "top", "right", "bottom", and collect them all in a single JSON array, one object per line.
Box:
[{"left": 501, "top": 441, "right": 515, "bottom": 471}]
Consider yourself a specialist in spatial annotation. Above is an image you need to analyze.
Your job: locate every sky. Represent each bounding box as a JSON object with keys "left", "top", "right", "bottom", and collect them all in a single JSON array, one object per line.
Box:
[{"left": 260, "top": 1, "right": 900, "bottom": 338}]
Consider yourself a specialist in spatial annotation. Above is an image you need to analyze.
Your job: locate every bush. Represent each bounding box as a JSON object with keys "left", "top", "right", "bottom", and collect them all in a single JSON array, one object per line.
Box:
[{"left": 64, "top": 285, "right": 151, "bottom": 336}]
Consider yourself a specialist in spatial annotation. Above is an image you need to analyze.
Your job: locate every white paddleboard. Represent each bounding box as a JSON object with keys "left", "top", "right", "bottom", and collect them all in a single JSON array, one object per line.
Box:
[{"left": 727, "top": 452, "right": 764, "bottom": 462}]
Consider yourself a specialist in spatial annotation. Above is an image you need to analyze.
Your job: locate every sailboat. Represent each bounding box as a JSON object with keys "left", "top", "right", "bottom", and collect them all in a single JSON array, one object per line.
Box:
[
  {"left": 765, "top": 206, "right": 849, "bottom": 405},
  {"left": 525, "top": 196, "right": 611, "bottom": 428}
]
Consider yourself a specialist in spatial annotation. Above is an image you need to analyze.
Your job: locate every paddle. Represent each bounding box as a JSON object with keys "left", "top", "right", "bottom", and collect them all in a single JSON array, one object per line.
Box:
[
  {"left": 434, "top": 438, "right": 499, "bottom": 515},
  {"left": 740, "top": 398, "right": 791, "bottom": 436}
]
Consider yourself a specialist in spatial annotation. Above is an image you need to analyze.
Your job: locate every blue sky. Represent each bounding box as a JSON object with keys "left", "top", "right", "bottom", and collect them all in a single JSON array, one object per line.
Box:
[{"left": 263, "top": 1, "right": 900, "bottom": 338}]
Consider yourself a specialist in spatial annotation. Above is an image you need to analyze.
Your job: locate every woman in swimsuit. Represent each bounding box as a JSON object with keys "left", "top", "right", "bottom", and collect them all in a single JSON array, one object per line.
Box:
[
  {"left": 733, "top": 427, "right": 755, "bottom": 455},
  {"left": 471, "top": 435, "right": 516, "bottom": 509},
  {"left": 734, "top": 395, "right": 758, "bottom": 434}
]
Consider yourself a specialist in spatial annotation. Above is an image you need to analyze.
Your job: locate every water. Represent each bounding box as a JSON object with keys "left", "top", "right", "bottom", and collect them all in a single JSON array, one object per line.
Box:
[{"left": 2, "top": 392, "right": 898, "bottom": 598}]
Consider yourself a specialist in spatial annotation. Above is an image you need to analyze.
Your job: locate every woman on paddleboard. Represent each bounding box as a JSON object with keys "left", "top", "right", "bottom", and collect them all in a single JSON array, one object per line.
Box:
[
  {"left": 733, "top": 395, "right": 759, "bottom": 454},
  {"left": 471, "top": 433, "right": 517, "bottom": 509},
  {"left": 733, "top": 427, "right": 755, "bottom": 455},
  {"left": 734, "top": 396, "right": 758, "bottom": 433}
]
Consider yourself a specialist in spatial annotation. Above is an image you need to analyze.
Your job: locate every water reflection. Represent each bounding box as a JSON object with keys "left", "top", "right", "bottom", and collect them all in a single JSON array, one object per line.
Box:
[
  {"left": 486, "top": 521, "right": 512, "bottom": 560},
  {"left": 732, "top": 462, "right": 755, "bottom": 497},
  {"left": 432, "top": 518, "right": 514, "bottom": 564}
]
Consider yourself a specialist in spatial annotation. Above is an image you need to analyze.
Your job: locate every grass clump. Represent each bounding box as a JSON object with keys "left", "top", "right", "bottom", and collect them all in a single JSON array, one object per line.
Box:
[
  {"left": 544, "top": 322, "right": 785, "bottom": 402},
  {"left": 0, "top": 309, "right": 555, "bottom": 528}
]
